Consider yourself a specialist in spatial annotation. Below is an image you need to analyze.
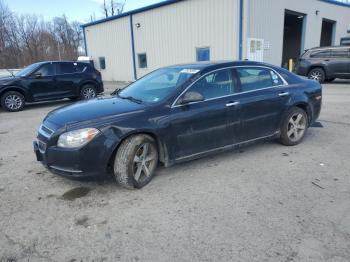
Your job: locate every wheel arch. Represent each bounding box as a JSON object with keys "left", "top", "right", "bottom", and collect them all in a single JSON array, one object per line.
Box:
[
  {"left": 106, "top": 130, "right": 167, "bottom": 173},
  {"left": 0, "top": 86, "right": 29, "bottom": 101},
  {"left": 307, "top": 65, "right": 329, "bottom": 78},
  {"left": 79, "top": 80, "right": 98, "bottom": 90},
  {"left": 291, "top": 102, "right": 312, "bottom": 125}
]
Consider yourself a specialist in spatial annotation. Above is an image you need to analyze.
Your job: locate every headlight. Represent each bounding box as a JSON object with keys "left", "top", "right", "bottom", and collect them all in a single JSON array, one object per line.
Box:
[{"left": 57, "top": 128, "right": 100, "bottom": 148}]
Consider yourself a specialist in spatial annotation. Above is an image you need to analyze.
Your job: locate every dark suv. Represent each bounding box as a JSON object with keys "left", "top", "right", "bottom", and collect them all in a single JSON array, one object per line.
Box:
[
  {"left": 0, "top": 61, "right": 104, "bottom": 112},
  {"left": 296, "top": 46, "right": 350, "bottom": 83}
]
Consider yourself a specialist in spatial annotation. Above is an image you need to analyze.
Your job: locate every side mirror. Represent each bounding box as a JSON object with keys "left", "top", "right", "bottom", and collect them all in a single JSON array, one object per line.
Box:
[
  {"left": 180, "top": 91, "right": 204, "bottom": 105},
  {"left": 34, "top": 72, "right": 42, "bottom": 79}
]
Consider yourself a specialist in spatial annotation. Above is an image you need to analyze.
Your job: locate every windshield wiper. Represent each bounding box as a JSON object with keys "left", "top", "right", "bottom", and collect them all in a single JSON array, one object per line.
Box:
[{"left": 120, "top": 95, "right": 143, "bottom": 104}]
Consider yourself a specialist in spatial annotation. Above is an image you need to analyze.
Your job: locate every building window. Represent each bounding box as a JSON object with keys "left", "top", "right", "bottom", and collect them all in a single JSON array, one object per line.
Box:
[
  {"left": 196, "top": 47, "right": 210, "bottom": 62},
  {"left": 138, "top": 53, "right": 147, "bottom": 68},
  {"left": 99, "top": 57, "right": 106, "bottom": 70}
]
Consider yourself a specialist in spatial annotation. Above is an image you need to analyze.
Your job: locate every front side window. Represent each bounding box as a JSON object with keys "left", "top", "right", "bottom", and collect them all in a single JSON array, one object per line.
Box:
[
  {"left": 35, "top": 64, "right": 54, "bottom": 77},
  {"left": 118, "top": 67, "right": 197, "bottom": 103},
  {"left": 237, "top": 67, "right": 283, "bottom": 92},
  {"left": 57, "top": 63, "right": 75, "bottom": 74},
  {"left": 185, "top": 69, "right": 234, "bottom": 100},
  {"left": 196, "top": 47, "right": 210, "bottom": 62}
]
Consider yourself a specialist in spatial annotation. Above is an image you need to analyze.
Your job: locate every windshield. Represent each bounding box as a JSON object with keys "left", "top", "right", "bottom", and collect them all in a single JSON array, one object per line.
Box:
[
  {"left": 118, "top": 67, "right": 199, "bottom": 103},
  {"left": 15, "top": 63, "right": 41, "bottom": 77}
]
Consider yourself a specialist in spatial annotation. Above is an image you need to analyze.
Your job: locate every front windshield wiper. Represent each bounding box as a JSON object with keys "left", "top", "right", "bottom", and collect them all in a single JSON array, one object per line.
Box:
[
  {"left": 119, "top": 95, "right": 143, "bottom": 104},
  {"left": 113, "top": 90, "right": 143, "bottom": 104}
]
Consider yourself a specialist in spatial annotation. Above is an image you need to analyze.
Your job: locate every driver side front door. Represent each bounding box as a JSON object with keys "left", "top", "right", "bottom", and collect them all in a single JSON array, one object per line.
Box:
[
  {"left": 169, "top": 68, "right": 240, "bottom": 160},
  {"left": 26, "top": 63, "right": 57, "bottom": 101}
]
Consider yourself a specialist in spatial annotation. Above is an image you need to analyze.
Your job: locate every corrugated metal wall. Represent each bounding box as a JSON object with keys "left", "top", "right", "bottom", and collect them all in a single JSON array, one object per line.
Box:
[
  {"left": 133, "top": 0, "right": 239, "bottom": 78},
  {"left": 244, "top": 0, "right": 350, "bottom": 66},
  {"left": 85, "top": 16, "right": 133, "bottom": 81},
  {"left": 84, "top": 0, "right": 350, "bottom": 81},
  {"left": 84, "top": 0, "right": 239, "bottom": 81}
]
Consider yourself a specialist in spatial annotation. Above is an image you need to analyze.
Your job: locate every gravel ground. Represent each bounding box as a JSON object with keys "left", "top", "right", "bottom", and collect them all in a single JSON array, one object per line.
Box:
[{"left": 0, "top": 81, "right": 349, "bottom": 262}]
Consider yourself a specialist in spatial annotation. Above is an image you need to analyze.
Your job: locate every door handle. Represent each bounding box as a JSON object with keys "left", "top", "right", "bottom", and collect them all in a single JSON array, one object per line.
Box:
[
  {"left": 278, "top": 92, "right": 289, "bottom": 97},
  {"left": 226, "top": 101, "right": 240, "bottom": 107}
]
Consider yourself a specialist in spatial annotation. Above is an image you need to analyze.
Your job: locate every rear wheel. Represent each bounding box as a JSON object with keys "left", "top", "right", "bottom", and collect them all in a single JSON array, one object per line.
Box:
[
  {"left": 308, "top": 68, "right": 325, "bottom": 83},
  {"left": 80, "top": 85, "right": 97, "bottom": 100},
  {"left": 1, "top": 91, "right": 25, "bottom": 112},
  {"left": 279, "top": 107, "right": 308, "bottom": 146},
  {"left": 114, "top": 135, "right": 158, "bottom": 189}
]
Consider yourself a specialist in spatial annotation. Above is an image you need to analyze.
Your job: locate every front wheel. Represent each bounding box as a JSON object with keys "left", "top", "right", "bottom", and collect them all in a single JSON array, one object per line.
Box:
[
  {"left": 1, "top": 91, "right": 25, "bottom": 112},
  {"left": 114, "top": 135, "right": 158, "bottom": 189},
  {"left": 279, "top": 107, "right": 308, "bottom": 146},
  {"left": 80, "top": 85, "right": 97, "bottom": 100}
]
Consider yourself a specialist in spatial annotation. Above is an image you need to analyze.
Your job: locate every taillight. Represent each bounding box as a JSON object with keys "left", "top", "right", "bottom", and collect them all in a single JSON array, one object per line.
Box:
[{"left": 315, "top": 95, "right": 322, "bottom": 100}]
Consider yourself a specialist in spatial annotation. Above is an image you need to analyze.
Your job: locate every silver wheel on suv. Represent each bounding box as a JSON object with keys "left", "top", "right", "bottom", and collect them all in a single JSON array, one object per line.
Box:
[
  {"left": 80, "top": 85, "right": 97, "bottom": 100},
  {"left": 1, "top": 91, "right": 25, "bottom": 112}
]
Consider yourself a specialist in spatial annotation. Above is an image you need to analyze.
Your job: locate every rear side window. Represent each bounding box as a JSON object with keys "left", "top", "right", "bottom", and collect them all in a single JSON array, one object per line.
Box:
[
  {"left": 56, "top": 63, "right": 76, "bottom": 74},
  {"left": 331, "top": 49, "right": 349, "bottom": 58},
  {"left": 310, "top": 50, "right": 331, "bottom": 58},
  {"left": 237, "top": 67, "right": 284, "bottom": 92}
]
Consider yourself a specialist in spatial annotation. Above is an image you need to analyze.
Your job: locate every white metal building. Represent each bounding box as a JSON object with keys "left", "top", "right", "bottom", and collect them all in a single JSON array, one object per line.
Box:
[{"left": 82, "top": 0, "right": 350, "bottom": 81}]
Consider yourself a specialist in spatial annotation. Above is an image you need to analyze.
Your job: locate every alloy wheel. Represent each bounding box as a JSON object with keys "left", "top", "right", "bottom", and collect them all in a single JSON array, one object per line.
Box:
[
  {"left": 4, "top": 94, "right": 23, "bottom": 110},
  {"left": 309, "top": 71, "right": 322, "bottom": 81},
  {"left": 132, "top": 142, "right": 157, "bottom": 182},
  {"left": 82, "top": 87, "right": 96, "bottom": 99},
  {"left": 287, "top": 113, "right": 307, "bottom": 142}
]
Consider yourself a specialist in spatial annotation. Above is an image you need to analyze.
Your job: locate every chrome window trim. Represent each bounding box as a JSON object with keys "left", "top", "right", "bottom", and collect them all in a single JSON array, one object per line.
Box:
[{"left": 171, "top": 65, "right": 289, "bottom": 108}]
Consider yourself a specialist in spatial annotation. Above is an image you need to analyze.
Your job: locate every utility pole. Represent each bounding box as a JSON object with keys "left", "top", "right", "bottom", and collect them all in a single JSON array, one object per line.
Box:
[{"left": 57, "top": 41, "right": 61, "bottom": 60}]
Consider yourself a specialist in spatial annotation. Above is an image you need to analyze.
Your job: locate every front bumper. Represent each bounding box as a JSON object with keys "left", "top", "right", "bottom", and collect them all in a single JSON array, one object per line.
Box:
[{"left": 33, "top": 134, "right": 118, "bottom": 178}]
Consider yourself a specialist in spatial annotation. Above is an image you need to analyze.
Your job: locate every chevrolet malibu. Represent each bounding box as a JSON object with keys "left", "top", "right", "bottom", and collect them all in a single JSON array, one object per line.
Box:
[{"left": 34, "top": 61, "right": 322, "bottom": 189}]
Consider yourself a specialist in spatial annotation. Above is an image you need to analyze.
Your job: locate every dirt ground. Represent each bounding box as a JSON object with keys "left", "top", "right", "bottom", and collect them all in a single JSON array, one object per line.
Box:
[{"left": 0, "top": 80, "right": 349, "bottom": 262}]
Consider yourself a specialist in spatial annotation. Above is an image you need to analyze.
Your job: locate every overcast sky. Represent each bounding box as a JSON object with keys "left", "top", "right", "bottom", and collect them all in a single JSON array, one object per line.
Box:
[{"left": 4, "top": 0, "right": 165, "bottom": 23}]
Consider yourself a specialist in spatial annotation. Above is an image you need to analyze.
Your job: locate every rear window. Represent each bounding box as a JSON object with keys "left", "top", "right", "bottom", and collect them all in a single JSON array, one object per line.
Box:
[{"left": 310, "top": 50, "right": 331, "bottom": 58}]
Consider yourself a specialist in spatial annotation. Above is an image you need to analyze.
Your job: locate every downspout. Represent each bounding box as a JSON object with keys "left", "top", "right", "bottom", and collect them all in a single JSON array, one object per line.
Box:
[
  {"left": 82, "top": 27, "right": 88, "bottom": 56},
  {"left": 239, "top": 0, "right": 243, "bottom": 60},
  {"left": 129, "top": 14, "right": 137, "bottom": 80}
]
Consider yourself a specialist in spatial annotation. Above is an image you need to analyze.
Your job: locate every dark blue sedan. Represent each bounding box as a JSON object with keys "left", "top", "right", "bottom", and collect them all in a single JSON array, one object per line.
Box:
[{"left": 34, "top": 61, "right": 322, "bottom": 189}]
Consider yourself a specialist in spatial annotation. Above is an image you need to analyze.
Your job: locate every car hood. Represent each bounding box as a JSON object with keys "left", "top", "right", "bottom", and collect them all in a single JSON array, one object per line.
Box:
[
  {"left": 44, "top": 96, "right": 146, "bottom": 129},
  {"left": 0, "top": 76, "right": 18, "bottom": 84}
]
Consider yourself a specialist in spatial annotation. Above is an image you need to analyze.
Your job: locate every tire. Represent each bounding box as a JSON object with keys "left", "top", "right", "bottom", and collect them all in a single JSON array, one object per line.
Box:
[
  {"left": 80, "top": 85, "right": 97, "bottom": 100},
  {"left": 308, "top": 68, "right": 325, "bottom": 83},
  {"left": 114, "top": 134, "right": 158, "bottom": 189},
  {"left": 279, "top": 107, "right": 308, "bottom": 146},
  {"left": 1, "top": 91, "right": 25, "bottom": 112}
]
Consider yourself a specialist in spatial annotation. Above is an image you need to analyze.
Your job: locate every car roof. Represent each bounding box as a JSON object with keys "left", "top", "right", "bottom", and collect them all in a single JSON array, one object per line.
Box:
[
  {"left": 308, "top": 46, "right": 349, "bottom": 51},
  {"left": 167, "top": 60, "right": 275, "bottom": 71}
]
